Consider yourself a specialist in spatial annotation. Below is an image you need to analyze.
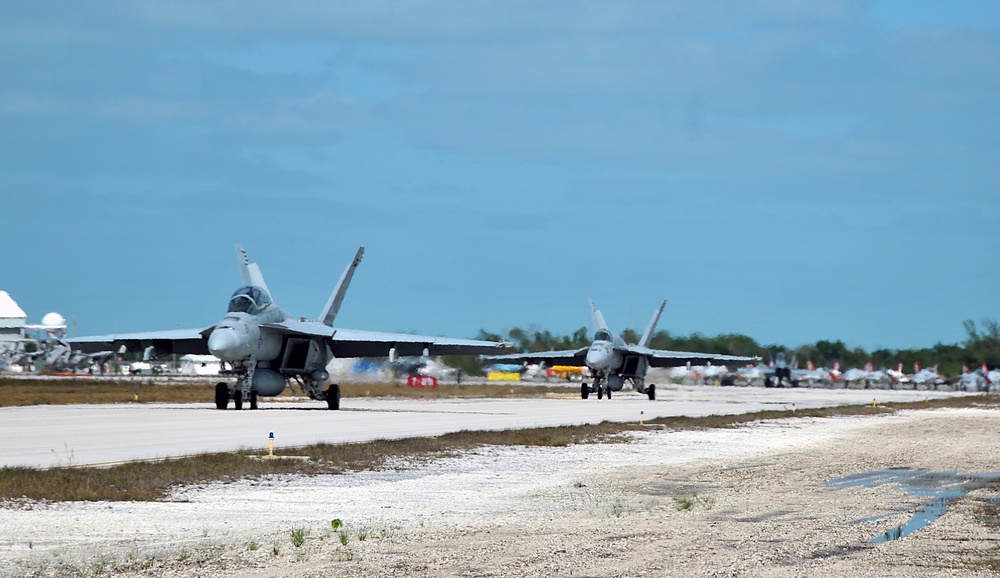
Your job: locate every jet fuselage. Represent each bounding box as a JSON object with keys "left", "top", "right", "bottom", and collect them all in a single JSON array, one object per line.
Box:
[{"left": 207, "top": 285, "right": 286, "bottom": 363}]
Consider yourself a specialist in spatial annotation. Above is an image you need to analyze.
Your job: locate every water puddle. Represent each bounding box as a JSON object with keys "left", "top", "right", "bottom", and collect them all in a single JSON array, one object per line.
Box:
[{"left": 829, "top": 468, "right": 1000, "bottom": 542}]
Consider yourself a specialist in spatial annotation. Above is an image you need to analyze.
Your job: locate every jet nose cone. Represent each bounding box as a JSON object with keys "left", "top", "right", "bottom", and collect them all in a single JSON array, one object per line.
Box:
[
  {"left": 208, "top": 328, "right": 244, "bottom": 360},
  {"left": 586, "top": 347, "right": 610, "bottom": 370}
]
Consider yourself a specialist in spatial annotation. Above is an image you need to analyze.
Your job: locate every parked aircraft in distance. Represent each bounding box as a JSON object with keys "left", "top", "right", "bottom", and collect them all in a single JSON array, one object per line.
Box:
[
  {"left": 886, "top": 363, "right": 911, "bottom": 385},
  {"left": 910, "top": 362, "right": 942, "bottom": 387},
  {"left": 841, "top": 362, "right": 889, "bottom": 387},
  {"left": 735, "top": 363, "right": 767, "bottom": 384},
  {"left": 985, "top": 364, "right": 1000, "bottom": 386},
  {"left": 794, "top": 360, "right": 837, "bottom": 386},
  {"left": 956, "top": 364, "right": 988, "bottom": 391},
  {"left": 482, "top": 300, "right": 757, "bottom": 400},
  {"left": 762, "top": 351, "right": 798, "bottom": 387},
  {"left": 67, "top": 245, "right": 507, "bottom": 410}
]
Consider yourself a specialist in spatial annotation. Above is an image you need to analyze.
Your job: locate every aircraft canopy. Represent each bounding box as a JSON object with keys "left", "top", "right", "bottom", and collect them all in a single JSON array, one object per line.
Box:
[{"left": 227, "top": 286, "right": 272, "bottom": 315}]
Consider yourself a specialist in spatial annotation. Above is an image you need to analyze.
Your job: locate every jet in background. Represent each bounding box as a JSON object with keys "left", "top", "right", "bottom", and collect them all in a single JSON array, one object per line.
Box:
[
  {"left": 886, "top": 363, "right": 911, "bottom": 385},
  {"left": 910, "top": 362, "right": 942, "bottom": 387},
  {"left": 735, "top": 363, "right": 767, "bottom": 385},
  {"left": 985, "top": 364, "right": 1000, "bottom": 387},
  {"left": 841, "top": 362, "right": 889, "bottom": 387},
  {"left": 68, "top": 245, "right": 506, "bottom": 410},
  {"left": 762, "top": 351, "right": 798, "bottom": 387},
  {"left": 482, "top": 300, "right": 756, "bottom": 400},
  {"left": 794, "top": 360, "right": 838, "bottom": 386},
  {"left": 956, "top": 364, "right": 988, "bottom": 391}
]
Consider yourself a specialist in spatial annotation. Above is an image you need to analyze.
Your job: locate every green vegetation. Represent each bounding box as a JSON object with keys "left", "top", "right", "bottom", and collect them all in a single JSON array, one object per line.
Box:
[
  {"left": 475, "top": 317, "right": 1000, "bottom": 377},
  {"left": 673, "top": 492, "right": 714, "bottom": 511},
  {"left": 0, "top": 395, "right": 992, "bottom": 505}
]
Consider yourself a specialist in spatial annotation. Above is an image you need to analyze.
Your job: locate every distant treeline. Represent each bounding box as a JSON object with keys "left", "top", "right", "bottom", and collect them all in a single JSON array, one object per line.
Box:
[{"left": 450, "top": 319, "right": 1000, "bottom": 377}]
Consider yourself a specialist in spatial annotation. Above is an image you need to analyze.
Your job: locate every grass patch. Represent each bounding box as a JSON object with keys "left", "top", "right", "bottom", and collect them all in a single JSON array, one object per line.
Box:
[{"left": 2, "top": 395, "right": 996, "bottom": 504}]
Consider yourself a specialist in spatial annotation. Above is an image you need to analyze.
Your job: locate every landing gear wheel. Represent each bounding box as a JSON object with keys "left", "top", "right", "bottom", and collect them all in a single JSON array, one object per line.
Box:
[
  {"left": 606, "top": 387, "right": 612, "bottom": 400},
  {"left": 581, "top": 382, "right": 590, "bottom": 399},
  {"left": 597, "top": 386, "right": 604, "bottom": 400},
  {"left": 233, "top": 390, "right": 243, "bottom": 411},
  {"left": 326, "top": 383, "right": 341, "bottom": 410},
  {"left": 250, "top": 390, "right": 259, "bottom": 410},
  {"left": 215, "top": 382, "right": 229, "bottom": 410},
  {"left": 647, "top": 384, "right": 656, "bottom": 401}
]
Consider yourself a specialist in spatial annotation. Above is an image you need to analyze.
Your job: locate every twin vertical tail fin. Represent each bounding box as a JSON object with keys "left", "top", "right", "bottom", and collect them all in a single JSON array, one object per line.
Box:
[
  {"left": 589, "top": 299, "right": 609, "bottom": 332},
  {"left": 319, "top": 246, "right": 365, "bottom": 327},
  {"left": 235, "top": 244, "right": 271, "bottom": 295},
  {"left": 638, "top": 300, "right": 666, "bottom": 348}
]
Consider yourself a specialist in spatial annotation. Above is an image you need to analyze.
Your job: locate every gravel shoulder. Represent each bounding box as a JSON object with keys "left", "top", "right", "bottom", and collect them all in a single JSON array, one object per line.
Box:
[{"left": 5, "top": 408, "right": 1000, "bottom": 577}]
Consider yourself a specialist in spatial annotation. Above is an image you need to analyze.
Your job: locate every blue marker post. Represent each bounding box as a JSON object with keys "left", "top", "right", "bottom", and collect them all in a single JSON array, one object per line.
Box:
[
  {"left": 640, "top": 410, "right": 644, "bottom": 426},
  {"left": 268, "top": 432, "right": 275, "bottom": 457}
]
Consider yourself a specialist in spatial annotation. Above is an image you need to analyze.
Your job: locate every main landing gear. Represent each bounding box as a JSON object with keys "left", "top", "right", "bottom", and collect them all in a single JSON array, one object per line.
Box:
[{"left": 325, "top": 383, "right": 341, "bottom": 410}]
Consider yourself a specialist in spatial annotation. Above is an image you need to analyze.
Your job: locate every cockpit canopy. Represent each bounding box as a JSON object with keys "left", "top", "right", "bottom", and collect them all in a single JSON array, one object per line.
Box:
[
  {"left": 594, "top": 329, "right": 613, "bottom": 342},
  {"left": 227, "top": 285, "right": 273, "bottom": 315}
]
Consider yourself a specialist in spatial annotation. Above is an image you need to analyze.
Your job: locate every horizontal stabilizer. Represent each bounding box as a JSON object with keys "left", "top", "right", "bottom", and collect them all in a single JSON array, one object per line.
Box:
[{"left": 319, "top": 246, "right": 365, "bottom": 327}]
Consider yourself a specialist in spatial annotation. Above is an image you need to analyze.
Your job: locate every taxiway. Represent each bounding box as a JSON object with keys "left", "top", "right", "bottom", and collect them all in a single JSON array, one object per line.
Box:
[{"left": 0, "top": 384, "right": 965, "bottom": 468}]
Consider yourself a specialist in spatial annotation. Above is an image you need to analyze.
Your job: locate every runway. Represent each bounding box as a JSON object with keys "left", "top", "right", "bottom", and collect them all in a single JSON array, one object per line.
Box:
[{"left": 1, "top": 384, "right": 964, "bottom": 468}]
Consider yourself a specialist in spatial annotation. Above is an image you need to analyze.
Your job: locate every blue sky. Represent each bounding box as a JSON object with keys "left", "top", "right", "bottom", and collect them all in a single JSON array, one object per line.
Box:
[{"left": 2, "top": 1, "right": 998, "bottom": 351}]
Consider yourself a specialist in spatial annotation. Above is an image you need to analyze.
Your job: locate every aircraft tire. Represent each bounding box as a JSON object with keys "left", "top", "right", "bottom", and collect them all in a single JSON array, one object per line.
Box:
[
  {"left": 215, "top": 382, "right": 229, "bottom": 410},
  {"left": 250, "top": 390, "right": 259, "bottom": 410},
  {"left": 326, "top": 384, "right": 341, "bottom": 410},
  {"left": 647, "top": 384, "right": 655, "bottom": 401},
  {"left": 581, "top": 382, "right": 589, "bottom": 399},
  {"left": 606, "top": 387, "right": 612, "bottom": 400},
  {"left": 597, "top": 387, "right": 604, "bottom": 400},
  {"left": 233, "top": 390, "right": 243, "bottom": 411}
]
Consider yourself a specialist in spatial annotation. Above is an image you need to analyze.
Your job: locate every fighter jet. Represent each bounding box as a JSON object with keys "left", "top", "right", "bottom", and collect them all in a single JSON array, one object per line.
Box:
[
  {"left": 67, "top": 245, "right": 507, "bottom": 410},
  {"left": 793, "top": 360, "right": 837, "bottom": 387},
  {"left": 482, "top": 300, "right": 756, "bottom": 400},
  {"left": 762, "top": 352, "right": 798, "bottom": 387},
  {"left": 910, "top": 362, "right": 942, "bottom": 387}
]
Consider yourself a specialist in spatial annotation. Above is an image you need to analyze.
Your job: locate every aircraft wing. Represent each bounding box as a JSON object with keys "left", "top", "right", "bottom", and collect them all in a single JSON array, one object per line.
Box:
[
  {"left": 65, "top": 327, "right": 213, "bottom": 355},
  {"left": 630, "top": 346, "right": 758, "bottom": 368},
  {"left": 260, "top": 320, "right": 508, "bottom": 358},
  {"left": 480, "top": 347, "right": 589, "bottom": 367},
  {"left": 331, "top": 328, "right": 508, "bottom": 357}
]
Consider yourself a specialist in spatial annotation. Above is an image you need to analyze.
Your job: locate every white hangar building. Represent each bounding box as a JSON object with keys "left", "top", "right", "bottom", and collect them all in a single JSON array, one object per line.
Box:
[{"left": 0, "top": 291, "right": 27, "bottom": 343}]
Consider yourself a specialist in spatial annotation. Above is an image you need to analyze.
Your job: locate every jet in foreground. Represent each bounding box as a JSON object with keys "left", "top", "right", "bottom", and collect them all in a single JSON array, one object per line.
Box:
[
  {"left": 68, "top": 245, "right": 506, "bottom": 410},
  {"left": 482, "top": 300, "right": 757, "bottom": 400}
]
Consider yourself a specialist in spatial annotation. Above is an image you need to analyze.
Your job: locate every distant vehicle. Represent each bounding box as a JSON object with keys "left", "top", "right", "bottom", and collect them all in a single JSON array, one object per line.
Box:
[
  {"left": 483, "top": 300, "right": 756, "bottom": 400},
  {"left": 67, "top": 245, "right": 506, "bottom": 410}
]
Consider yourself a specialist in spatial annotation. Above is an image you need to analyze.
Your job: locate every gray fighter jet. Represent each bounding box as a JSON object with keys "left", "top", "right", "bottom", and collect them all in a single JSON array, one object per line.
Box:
[
  {"left": 483, "top": 300, "right": 757, "bottom": 400},
  {"left": 67, "top": 245, "right": 507, "bottom": 410}
]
